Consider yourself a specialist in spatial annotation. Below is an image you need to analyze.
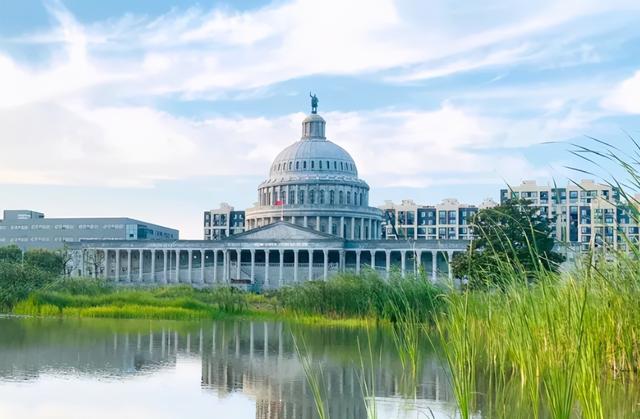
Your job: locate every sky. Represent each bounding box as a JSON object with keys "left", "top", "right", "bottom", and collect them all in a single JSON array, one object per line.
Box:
[{"left": 1, "top": 0, "right": 639, "bottom": 239}]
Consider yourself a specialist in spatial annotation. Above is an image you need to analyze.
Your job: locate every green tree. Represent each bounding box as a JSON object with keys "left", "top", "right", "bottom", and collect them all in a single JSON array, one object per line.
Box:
[
  {"left": 0, "top": 245, "right": 22, "bottom": 264},
  {"left": 24, "top": 249, "right": 66, "bottom": 276},
  {"left": 0, "top": 262, "right": 56, "bottom": 309},
  {"left": 452, "top": 198, "right": 565, "bottom": 288}
]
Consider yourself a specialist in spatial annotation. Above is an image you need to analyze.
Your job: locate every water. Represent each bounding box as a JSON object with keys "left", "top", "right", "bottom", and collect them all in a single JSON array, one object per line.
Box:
[
  {"left": 0, "top": 316, "right": 456, "bottom": 419},
  {"left": 3, "top": 316, "right": 638, "bottom": 418}
]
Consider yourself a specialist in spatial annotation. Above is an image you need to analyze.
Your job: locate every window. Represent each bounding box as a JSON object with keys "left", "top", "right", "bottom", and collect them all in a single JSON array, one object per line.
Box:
[
  {"left": 346, "top": 191, "right": 351, "bottom": 205},
  {"left": 303, "top": 161, "right": 307, "bottom": 169},
  {"left": 319, "top": 190, "right": 325, "bottom": 204},
  {"left": 309, "top": 190, "right": 315, "bottom": 204},
  {"left": 330, "top": 190, "right": 335, "bottom": 205},
  {"left": 339, "top": 191, "right": 344, "bottom": 204},
  {"left": 334, "top": 161, "right": 337, "bottom": 169},
  {"left": 319, "top": 161, "right": 322, "bottom": 169},
  {"left": 298, "top": 190, "right": 304, "bottom": 205},
  {"left": 311, "top": 161, "right": 314, "bottom": 169},
  {"left": 289, "top": 190, "right": 294, "bottom": 204},
  {"left": 340, "top": 162, "right": 344, "bottom": 170},
  {"left": 327, "top": 160, "right": 330, "bottom": 169},
  {"left": 288, "top": 162, "right": 292, "bottom": 170},
  {"left": 296, "top": 161, "right": 299, "bottom": 170}
]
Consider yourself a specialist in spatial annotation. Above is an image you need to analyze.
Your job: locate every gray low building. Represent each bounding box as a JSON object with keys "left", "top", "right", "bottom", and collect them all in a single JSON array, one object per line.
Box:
[{"left": 0, "top": 209, "right": 179, "bottom": 250}]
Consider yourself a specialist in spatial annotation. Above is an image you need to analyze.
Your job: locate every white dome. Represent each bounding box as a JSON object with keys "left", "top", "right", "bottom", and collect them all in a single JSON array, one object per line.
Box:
[{"left": 268, "top": 114, "right": 358, "bottom": 178}]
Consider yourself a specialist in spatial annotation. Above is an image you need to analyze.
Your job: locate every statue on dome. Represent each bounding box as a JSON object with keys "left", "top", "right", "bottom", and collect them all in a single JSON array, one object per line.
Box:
[{"left": 309, "top": 92, "right": 319, "bottom": 114}]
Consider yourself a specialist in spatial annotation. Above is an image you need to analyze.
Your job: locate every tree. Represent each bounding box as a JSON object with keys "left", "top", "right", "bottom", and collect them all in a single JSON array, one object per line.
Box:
[
  {"left": 452, "top": 199, "right": 565, "bottom": 288},
  {"left": 0, "top": 245, "right": 22, "bottom": 264},
  {"left": 24, "top": 249, "right": 66, "bottom": 276}
]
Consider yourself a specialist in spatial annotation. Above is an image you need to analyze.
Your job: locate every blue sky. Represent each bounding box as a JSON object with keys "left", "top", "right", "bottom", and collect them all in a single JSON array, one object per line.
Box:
[{"left": 1, "top": 0, "right": 639, "bottom": 238}]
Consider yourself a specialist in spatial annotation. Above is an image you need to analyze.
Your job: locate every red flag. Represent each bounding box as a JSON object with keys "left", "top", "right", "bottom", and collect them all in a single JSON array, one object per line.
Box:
[{"left": 275, "top": 200, "right": 284, "bottom": 206}]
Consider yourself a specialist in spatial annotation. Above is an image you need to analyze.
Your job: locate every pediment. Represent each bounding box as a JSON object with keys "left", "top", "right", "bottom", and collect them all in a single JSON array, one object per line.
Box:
[{"left": 230, "top": 221, "right": 340, "bottom": 241}]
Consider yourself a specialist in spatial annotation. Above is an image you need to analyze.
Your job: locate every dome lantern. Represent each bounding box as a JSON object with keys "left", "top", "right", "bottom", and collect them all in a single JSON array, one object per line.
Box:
[{"left": 301, "top": 114, "right": 326, "bottom": 140}]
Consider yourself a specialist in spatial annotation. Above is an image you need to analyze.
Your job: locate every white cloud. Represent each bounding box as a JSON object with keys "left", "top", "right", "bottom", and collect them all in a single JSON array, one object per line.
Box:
[
  {"left": 602, "top": 70, "right": 640, "bottom": 114},
  {"left": 0, "top": 100, "right": 585, "bottom": 190}
]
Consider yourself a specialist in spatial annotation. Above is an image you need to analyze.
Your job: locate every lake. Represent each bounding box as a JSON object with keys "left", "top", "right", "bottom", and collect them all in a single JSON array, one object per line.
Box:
[
  {"left": 1, "top": 315, "right": 638, "bottom": 418},
  {"left": 0, "top": 315, "right": 456, "bottom": 419}
]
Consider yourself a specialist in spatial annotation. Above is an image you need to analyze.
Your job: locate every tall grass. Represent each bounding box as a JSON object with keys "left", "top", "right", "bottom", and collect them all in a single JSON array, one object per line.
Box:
[
  {"left": 13, "top": 279, "right": 257, "bottom": 319},
  {"left": 273, "top": 269, "right": 444, "bottom": 323}
]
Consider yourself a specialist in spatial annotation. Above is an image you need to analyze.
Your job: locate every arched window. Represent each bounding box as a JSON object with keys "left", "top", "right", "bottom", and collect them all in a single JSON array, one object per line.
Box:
[
  {"left": 296, "top": 161, "right": 299, "bottom": 170},
  {"left": 329, "top": 190, "right": 335, "bottom": 205},
  {"left": 360, "top": 193, "right": 363, "bottom": 206},
  {"left": 334, "top": 161, "right": 337, "bottom": 169},
  {"left": 298, "top": 190, "right": 305, "bottom": 205},
  {"left": 327, "top": 160, "right": 330, "bottom": 169},
  {"left": 319, "top": 161, "right": 322, "bottom": 169},
  {"left": 319, "top": 190, "right": 325, "bottom": 204},
  {"left": 289, "top": 189, "right": 294, "bottom": 204},
  {"left": 289, "top": 162, "right": 292, "bottom": 170},
  {"left": 340, "top": 162, "right": 344, "bottom": 170},
  {"left": 311, "top": 161, "right": 314, "bottom": 169},
  {"left": 309, "top": 190, "right": 315, "bottom": 204},
  {"left": 303, "top": 161, "right": 307, "bottom": 169},
  {"left": 347, "top": 191, "right": 351, "bottom": 205},
  {"left": 339, "top": 191, "right": 344, "bottom": 205}
]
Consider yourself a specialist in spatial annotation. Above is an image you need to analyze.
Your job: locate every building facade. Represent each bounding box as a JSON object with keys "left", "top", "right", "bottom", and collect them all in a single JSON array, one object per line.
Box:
[
  {"left": 0, "top": 209, "right": 179, "bottom": 250},
  {"left": 379, "top": 198, "right": 497, "bottom": 241},
  {"left": 501, "top": 180, "right": 640, "bottom": 253},
  {"left": 203, "top": 203, "right": 245, "bottom": 240},
  {"left": 71, "top": 103, "right": 468, "bottom": 285}
]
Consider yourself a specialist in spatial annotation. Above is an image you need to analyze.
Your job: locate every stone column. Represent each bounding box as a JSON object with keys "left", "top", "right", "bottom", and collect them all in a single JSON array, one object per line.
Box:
[
  {"left": 339, "top": 250, "right": 345, "bottom": 272},
  {"left": 340, "top": 216, "right": 344, "bottom": 238},
  {"left": 368, "top": 219, "right": 372, "bottom": 239},
  {"left": 175, "top": 250, "right": 180, "bottom": 283},
  {"left": 323, "top": 249, "right": 328, "bottom": 280},
  {"left": 355, "top": 250, "right": 361, "bottom": 274},
  {"left": 431, "top": 251, "right": 437, "bottom": 282},
  {"left": 265, "top": 250, "right": 270, "bottom": 288},
  {"left": 222, "top": 250, "right": 228, "bottom": 283},
  {"left": 279, "top": 249, "right": 284, "bottom": 287},
  {"left": 126, "top": 249, "right": 132, "bottom": 282},
  {"left": 416, "top": 250, "right": 422, "bottom": 275},
  {"left": 151, "top": 249, "right": 156, "bottom": 283},
  {"left": 308, "top": 250, "right": 313, "bottom": 280},
  {"left": 316, "top": 216, "right": 320, "bottom": 232},
  {"left": 293, "top": 249, "right": 299, "bottom": 282},
  {"left": 138, "top": 249, "right": 144, "bottom": 282},
  {"left": 304, "top": 216, "right": 308, "bottom": 228},
  {"left": 401, "top": 250, "right": 406, "bottom": 278},
  {"left": 188, "top": 249, "right": 193, "bottom": 283},
  {"left": 328, "top": 216, "right": 333, "bottom": 234},
  {"left": 213, "top": 250, "right": 218, "bottom": 283},
  {"left": 448, "top": 250, "right": 454, "bottom": 280},
  {"left": 163, "top": 250, "right": 168, "bottom": 283},
  {"left": 102, "top": 249, "right": 108, "bottom": 279},
  {"left": 236, "top": 249, "right": 241, "bottom": 280},
  {"left": 360, "top": 218, "right": 365, "bottom": 239},
  {"left": 200, "top": 250, "right": 205, "bottom": 283},
  {"left": 115, "top": 249, "right": 120, "bottom": 282},
  {"left": 385, "top": 250, "right": 391, "bottom": 279},
  {"left": 351, "top": 217, "right": 355, "bottom": 239},
  {"left": 250, "top": 249, "right": 255, "bottom": 284}
]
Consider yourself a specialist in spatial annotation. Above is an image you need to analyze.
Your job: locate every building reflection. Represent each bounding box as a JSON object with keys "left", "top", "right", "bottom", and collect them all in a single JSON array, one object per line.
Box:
[{"left": 0, "top": 317, "right": 453, "bottom": 418}]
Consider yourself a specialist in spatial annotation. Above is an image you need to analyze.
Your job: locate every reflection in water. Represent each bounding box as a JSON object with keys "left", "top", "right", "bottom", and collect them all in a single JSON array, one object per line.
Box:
[{"left": 0, "top": 316, "right": 454, "bottom": 419}]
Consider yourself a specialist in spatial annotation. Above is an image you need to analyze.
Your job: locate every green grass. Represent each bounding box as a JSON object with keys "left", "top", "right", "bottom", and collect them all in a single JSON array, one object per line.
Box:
[{"left": 431, "top": 251, "right": 640, "bottom": 418}]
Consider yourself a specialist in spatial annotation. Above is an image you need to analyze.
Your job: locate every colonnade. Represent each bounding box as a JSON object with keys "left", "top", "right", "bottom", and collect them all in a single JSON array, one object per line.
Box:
[
  {"left": 82, "top": 247, "right": 462, "bottom": 286},
  {"left": 246, "top": 215, "right": 382, "bottom": 240}
]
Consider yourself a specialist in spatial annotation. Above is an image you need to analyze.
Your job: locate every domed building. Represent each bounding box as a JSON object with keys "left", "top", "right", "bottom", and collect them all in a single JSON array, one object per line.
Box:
[
  {"left": 245, "top": 108, "right": 383, "bottom": 239},
  {"left": 69, "top": 98, "right": 468, "bottom": 288}
]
